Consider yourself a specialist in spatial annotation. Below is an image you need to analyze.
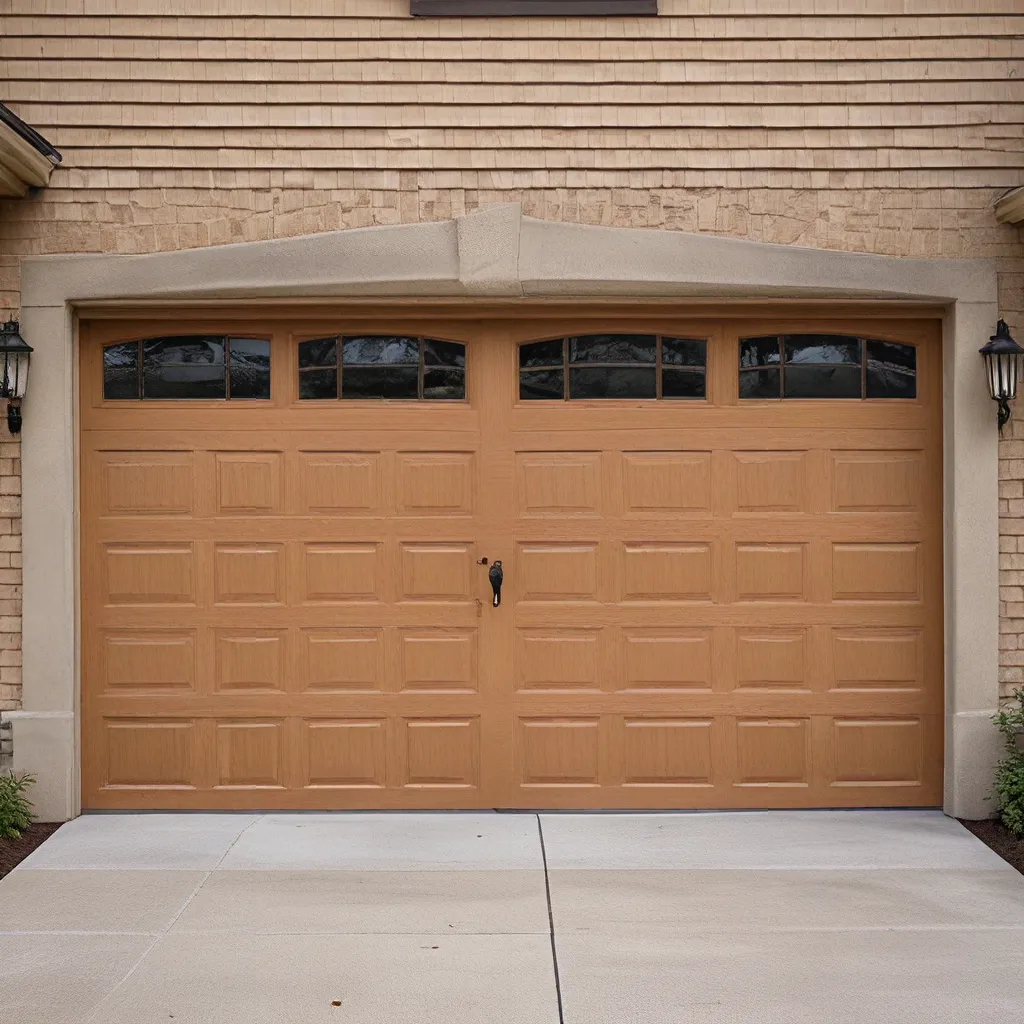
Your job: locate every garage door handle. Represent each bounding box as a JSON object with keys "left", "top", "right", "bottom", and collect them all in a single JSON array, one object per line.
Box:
[{"left": 488, "top": 560, "right": 503, "bottom": 607}]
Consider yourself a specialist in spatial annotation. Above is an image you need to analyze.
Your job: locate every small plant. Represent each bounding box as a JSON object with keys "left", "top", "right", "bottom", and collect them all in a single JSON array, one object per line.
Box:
[
  {"left": 994, "top": 688, "right": 1024, "bottom": 838},
  {"left": 0, "top": 770, "right": 36, "bottom": 840}
]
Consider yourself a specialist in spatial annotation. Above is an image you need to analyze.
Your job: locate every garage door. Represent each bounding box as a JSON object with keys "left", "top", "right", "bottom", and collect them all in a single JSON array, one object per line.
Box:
[{"left": 80, "top": 312, "right": 942, "bottom": 809}]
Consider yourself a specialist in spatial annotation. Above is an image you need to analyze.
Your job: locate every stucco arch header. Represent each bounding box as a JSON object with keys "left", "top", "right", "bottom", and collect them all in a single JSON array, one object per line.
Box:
[{"left": 12, "top": 203, "right": 1002, "bottom": 821}]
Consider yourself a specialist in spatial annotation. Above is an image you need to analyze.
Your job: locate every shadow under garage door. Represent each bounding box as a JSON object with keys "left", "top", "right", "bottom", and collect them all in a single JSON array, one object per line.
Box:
[{"left": 79, "top": 307, "right": 943, "bottom": 810}]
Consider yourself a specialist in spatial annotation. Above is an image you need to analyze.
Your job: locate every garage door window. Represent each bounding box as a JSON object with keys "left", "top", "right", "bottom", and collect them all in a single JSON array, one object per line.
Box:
[
  {"left": 298, "top": 336, "right": 466, "bottom": 400},
  {"left": 519, "top": 334, "right": 706, "bottom": 400},
  {"left": 102, "top": 336, "right": 271, "bottom": 400},
  {"left": 739, "top": 335, "right": 916, "bottom": 400}
]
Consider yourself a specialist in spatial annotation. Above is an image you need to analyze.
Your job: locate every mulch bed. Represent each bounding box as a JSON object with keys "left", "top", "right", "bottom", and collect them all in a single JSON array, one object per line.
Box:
[
  {"left": 0, "top": 822, "right": 62, "bottom": 880},
  {"left": 960, "top": 818, "right": 1024, "bottom": 875}
]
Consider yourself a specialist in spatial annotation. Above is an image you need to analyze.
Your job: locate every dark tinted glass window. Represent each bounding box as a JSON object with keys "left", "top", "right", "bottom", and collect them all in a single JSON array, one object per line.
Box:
[
  {"left": 739, "top": 368, "right": 781, "bottom": 399},
  {"left": 298, "top": 336, "right": 465, "bottom": 400},
  {"left": 569, "top": 334, "right": 656, "bottom": 364},
  {"left": 103, "top": 341, "right": 140, "bottom": 399},
  {"left": 142, "top": 337, "right": 225, "bottom": 399},
  {"left": 784, "top": 336, "right": 860, "bottom": 365},
  {"left": 342, "top": 336, "right": 419, "bottom": 366},
  {"left": 228, "top": 338, "right": 271, "bottom": 399},
  {"left": 739, "top": 334, "right": 917, "bottom": 401},
  {"left": 520, "top": 334, "right": 707, "bottom": 400},
  {"left": 866, "top": 341, "right": 917, "bottom": 399},
  {"left": 739, "top": 337, "right": 782, "bottom": 367},
  {"left": 520, "top": 340, "right": 564, "bottom": 368},
  {"left": 520, "top": 369, "right": 564, "bottom": 400},
  {"left": 570, "top": 367, "right": 656, "bottom": 399},
  {"left": 103, "top": 336, "right": 270, "bottom": 401},
  {"left": 298, "top": 338, "right": 336, "bottom": 368},
  {"left": 299, "top": 368, "right": 337, "bottom": 400}
]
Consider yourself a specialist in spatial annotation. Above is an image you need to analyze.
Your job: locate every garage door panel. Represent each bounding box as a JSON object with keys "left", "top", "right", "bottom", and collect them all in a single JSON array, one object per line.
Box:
[
  {"left": 99, "top": 718, "right": 197, "bottom": 791},
  {"left": 830, "top": 717, "right": 927, "bottom": 788},
  {"left": 734, "top": 543, "right": 808, "bottom": 602},
  {"left": 396, "top": 451, "right": 476, "bottom": 516},
  {"left": 621, "top": 543, "right": 714, "bottom": 602},
  {"left": 214, "top": 452, "right": 285, "bottom": 516},
  {"left": 213, "top": 544, "right": 285, "bottom": 606},
  {"left": 399, "top": 717, "right": 481, "bottom": 789},
  {"left": 621, "top": 718, "right": 715, "bottom": 787},
  {"left": 102, "top": 543, "right": 196, "bottom": 606},
  {"left": 516, "top": 451, "right": 602, "bottom": 517},
  {"left": 621, "top": 451, "right": 712, "bottom": 516},
  {"left": 301, "top": 719, "right": 388, "bottom": 789},
  {"left": 93, "top": 450, "right": 196, "bottom": 517},
  {"left": 302, "top": 543, "right": 382, "bottom": 603},
  {"left": 399, "top": 542, "right": 475, "bottom": 602},
  {"left": 213, "top": 630, "right": 287, "bottom": 695},
  {"left": 296, "top": 451, "right": 382, "bottom": 515},
  {"left": 516, "top": 542, "right": 600, "bottom": 601},
  {"left": 832, "top": 543, "right": 921, "bottom": 602},
  {"left": 732, "top": 451, "right": 809, "bottom": 514},
  {"left": 96, "top": 630, "right": 197, "bottom": 694},
  {"left": 518, "top": 718, "right": 601, "bottom": 787},
  {"left": 734, "top": 718, "right": 811, "bottom": 788},
  {"left": 300, "top": 628, "right": 385, "bottom": 693},
  {"left": 830, "top": 450, "right": 923, "bottom": 513},
  {"left": 214, "top": 720, "right": 286, "bottom": 790},
  {"left": 733, "top": 629, "right": 809, "bottom": 691},
  {"left": 516, "top": 628, "right": 604, "bottom": 692},
  {"left": 831, "top": 629, "right": 924, "bottom": 692},
  {"left": 620, "top": 629, "right": 713, "bottom": 691},
  {"left": 398, "top": 628, "right": 479, "bottom": 693}
]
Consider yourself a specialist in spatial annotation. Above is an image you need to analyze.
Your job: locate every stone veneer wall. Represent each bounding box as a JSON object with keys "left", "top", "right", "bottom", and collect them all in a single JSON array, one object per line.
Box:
[{"left": 0, "top": 0, "right": 1022, "bottom": 721}]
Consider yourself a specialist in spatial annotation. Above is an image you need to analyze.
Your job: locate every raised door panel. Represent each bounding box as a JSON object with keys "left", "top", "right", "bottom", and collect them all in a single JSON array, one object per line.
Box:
[
  {"left": 832, "top": 544, "right": 920, "bottom": 602},
  {"left": 400, "top": 718, "right": 480, "bottom": 789},
  {"left": 621, "top": 719, "right": 714, "bottom": 787},
  {"left": 831, "top": 451, "right": 921, "bottom": 512},
  {"left": 516, "top": 452, "right": 601, "bottom": 517},
  {"left": 99, "top": 631, "right": 196, "bottom": 694},
  {"left": 214, "top": 544, "right": 284, "bottom": 605},
  {"left": 400, "top": 544, "right": 473, "bottom": 602},
  {"left": 622, "top": 543, "right": 712, "bottom": 602},
  {"left": 215, "top": 721, "right": 285, "bottom": 789},
  {"left": 397, "top": 452, "right": 475, "bottom": 516},
  {"left": 399, "top": 629, "right": 478, "bottom": 692},
  {"left": 101, "top": 719, "right": 195, "bottom": 789},
  {"left": 103, "top": 544, "right": 195, "bottom": 606},
  {"left": 214, "top": 631, "right": 286, "bottom": 694},
  {"left": 97, "top": 452, "right": 194, "bottom": 516},
  {"left": 302, "top": 719, "right": 387, "bottom": 789},
  {"left": 303, "top": 544, "right": 381, "bottom": 603},
  {"left": 622, "top": 452, "right": 711, "bottom": 515},
  {"left": 733, "top": 452, "right": 807, "bottom": 513},
  {"left": 298, "top": 452, "right": 381, "bottom": 515},
  {"left": 518, "top": 719, "right": 600, "bottom": 787},
  {"left": 301, "top": 629, "right": 384, "bottom": 693},
  {"left": 516, "top": 629, "right": 601, "bottom": 692},
  {"left": 621, "top": 630, "right": 712, "bottom": 691},
  {"left": 215, "top": 452, "right": 284, "bottom": 516},
  {"left": 516, "top": 543, "right": 599, "bottom": 602}
]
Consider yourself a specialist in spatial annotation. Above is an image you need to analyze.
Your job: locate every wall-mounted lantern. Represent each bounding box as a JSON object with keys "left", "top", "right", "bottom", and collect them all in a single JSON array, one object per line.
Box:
[
  {"left": 0, "top": 320, "right": 32, "bottom": 435},
  {"left": 980, "top": 319, "right": 1024, "bottom": 433}
]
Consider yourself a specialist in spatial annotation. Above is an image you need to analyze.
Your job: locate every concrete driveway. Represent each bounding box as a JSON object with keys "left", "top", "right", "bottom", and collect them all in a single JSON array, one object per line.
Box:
[{"left": 2, "top": 811, "right": 1024, "bottom": 1023}]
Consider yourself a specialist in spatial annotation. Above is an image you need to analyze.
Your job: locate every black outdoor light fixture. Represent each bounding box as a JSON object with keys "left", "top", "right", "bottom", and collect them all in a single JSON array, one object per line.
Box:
[
  {"left": 0, "top": 320, "right": 32, "bottom": 435},
  {"left": 980, "top": 319, "right": 1024, "bottom": 433}
]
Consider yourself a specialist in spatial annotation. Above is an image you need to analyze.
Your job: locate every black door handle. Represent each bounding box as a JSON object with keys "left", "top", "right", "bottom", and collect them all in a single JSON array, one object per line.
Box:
[{"left": 488, "top": 560, "right": 503, "bottom": 607}]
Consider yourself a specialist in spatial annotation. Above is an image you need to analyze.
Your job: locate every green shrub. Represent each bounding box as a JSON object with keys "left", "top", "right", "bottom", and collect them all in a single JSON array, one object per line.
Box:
[
  {"left": 994, "top": 689, "right": 1024, "bottom": 838},
  {"left": 0, "top": 771, "right": 36, "bottom": 840}
]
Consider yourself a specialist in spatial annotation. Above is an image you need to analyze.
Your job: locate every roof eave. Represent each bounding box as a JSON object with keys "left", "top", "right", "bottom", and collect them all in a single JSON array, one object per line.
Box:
[
  {"left": 995, "top": 186, "right": 1024, "bottom": 226},
  {"left": 0, "top": 104, "right": 61, "bottom": 199}
]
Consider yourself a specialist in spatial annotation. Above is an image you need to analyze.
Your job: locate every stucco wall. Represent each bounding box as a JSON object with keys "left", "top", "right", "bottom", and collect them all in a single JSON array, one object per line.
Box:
[{"left": 0, "top": 0, "right": 1023, "bottom": 720}]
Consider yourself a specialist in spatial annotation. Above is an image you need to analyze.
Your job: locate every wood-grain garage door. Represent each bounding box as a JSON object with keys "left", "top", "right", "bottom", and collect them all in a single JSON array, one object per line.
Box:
[{"left": 80, "top": 310, "right": 942, "bottom": 809}]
